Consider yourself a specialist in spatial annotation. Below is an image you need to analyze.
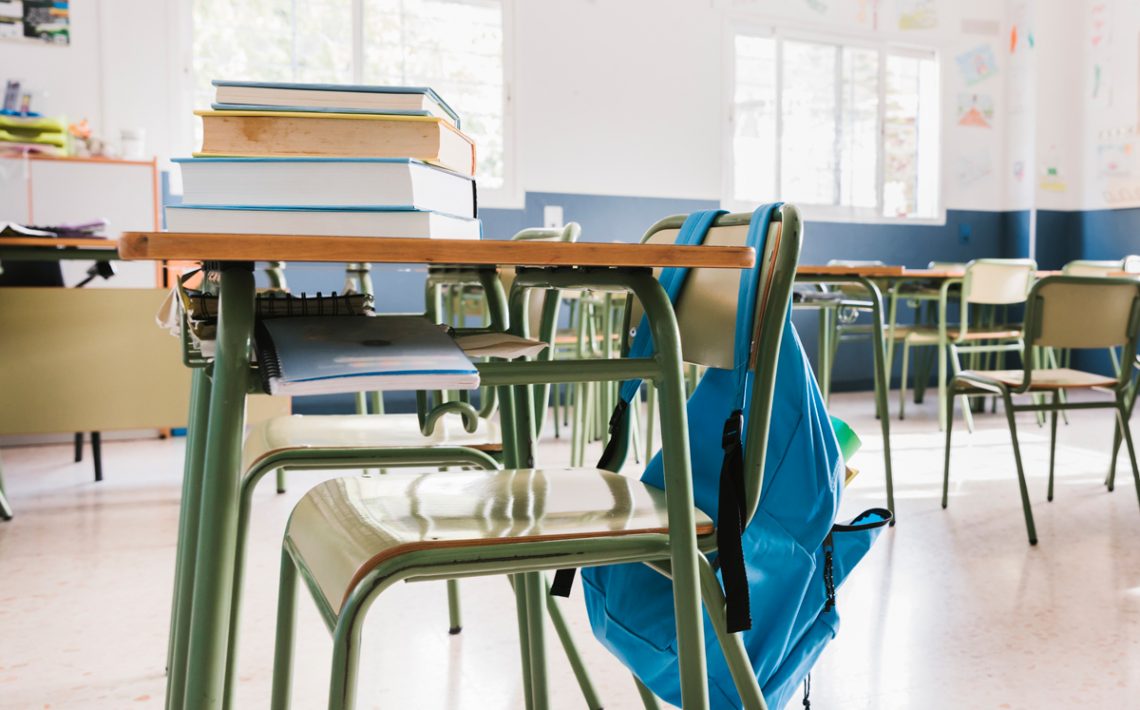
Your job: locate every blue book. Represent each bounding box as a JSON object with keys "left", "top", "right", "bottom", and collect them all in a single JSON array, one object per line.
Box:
[
  {"left": 255, "top": 315, "right": 479, "bottom": 395},
  {"left": 211, "top": 80, "right": 460, "bottom": 128}
]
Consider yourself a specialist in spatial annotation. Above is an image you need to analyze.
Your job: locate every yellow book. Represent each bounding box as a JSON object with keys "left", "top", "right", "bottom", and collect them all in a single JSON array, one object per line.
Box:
[{"left": 194, "top": 110, "right": 476, "bottom": 176}]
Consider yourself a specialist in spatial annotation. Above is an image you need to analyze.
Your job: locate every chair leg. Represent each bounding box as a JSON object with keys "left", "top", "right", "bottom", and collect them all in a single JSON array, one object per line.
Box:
[
  {"left": 1001, "top": 391, "right": 1038, "bottom": 545},
  {"left": 942, "top": 382, "right": 955, "bottom": 509},
  {"left": 524, "top": 572, "right": 549, "bottom": 710},
  {"left": 513, "top": 574, "right": 535, "bottom": 710},
  {"left": 276, "top": 469, "right": 287, "bottom": 495},
  {"left": 91, "top": 431, "right": 103, "bottom": 482},
  {"left": 446, "top": 579, "right": 462, "bottom": 634},
  {"left": 937, "top": 342, "right": 948, "bottom": 432},
  {"left": 948, "top": 345, "right": 973, "bottom": 434},
  {"left": 634, "top": 675, "right": 663, "bottom": 710},
  {"left": 327, "top": 591, "right": 368, "bottom": 710},
  {"left": 544, "top": 576, "right": 604, "bottom": 710},
  {"left": 269, "top": 549, "right": 298, "bottom": 710},
  {"left": 74, "top": 431, "right": 83, "bottom": 462},
  {"left": 1114, "top": 402, "right": 1140, "bottom": 512},
  {"left": 1048, "top": 392, "right": 1059, "bottom": 502},
  {"left": 697, "top": 556, "right": 768, "bottom": 709},
  {"left": 898, "top": 339, "right": 910, "bottom": 421},
  {"left": 223, "top": 467, "right": 270, "bottom": 710}
]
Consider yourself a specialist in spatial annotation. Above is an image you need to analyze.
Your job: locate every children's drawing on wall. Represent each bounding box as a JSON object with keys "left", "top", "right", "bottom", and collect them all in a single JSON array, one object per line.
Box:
[
  {"left": 896, "top": 0, "right": 936, "bottom": 30},
  {"left": 1089, "top": 2, "right": 1111, "bottom": 105},
  {"left": 0, "top": 1, "right": 70, "bottom": 45},
  {"left": 804, "top": 0, "right": 828, "bottom": 15},
  {"left": 1012, "top": 160, "right": 1026, "bottom": 182},
  {"left": 957, "top": 94, "right": 994, "bottom": 128},
  {"left": 955, "top": 148, "right": 993, "bottom": 189},
  {"left": 956, "top": 45, "right": 998, "bottom": 86},
  {"left": 1097, "top": 142, "right": 1134, "bottom": 177},
  {"left": 855, "top": 0, "right": 880, "bottom": 30},
  {"left": 1038, "top": 147, "right": 1067, "bottom": 192},
  {"left": 1008, "top": 1, "right": 1033, "bottom": 54}
]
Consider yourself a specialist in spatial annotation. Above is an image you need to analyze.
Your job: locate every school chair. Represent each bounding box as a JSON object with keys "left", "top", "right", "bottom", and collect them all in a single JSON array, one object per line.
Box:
[
  {"left": 1060, "top": 258, "right": 1140, "bottom": 375},
  {"left": 888, "top": 261, "right": 966, "bottom": 410},
  {"left": 267, "top": 206, "right": 804, "bottom": 710},
  {"left": 898, "top": 259, "right": 1035, "bottom": 430},
  {"left": 941, "top": 275, "right": 1140, "bottom": 545}
]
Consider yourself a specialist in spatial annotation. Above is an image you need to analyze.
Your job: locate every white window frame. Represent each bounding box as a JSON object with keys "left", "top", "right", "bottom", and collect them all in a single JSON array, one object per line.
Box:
[
  {"left": 723, "top": 21, "right": 944, "bottom": 225},
  {"left": 176, "top": 0, "right": 520, "bottom": 208}
]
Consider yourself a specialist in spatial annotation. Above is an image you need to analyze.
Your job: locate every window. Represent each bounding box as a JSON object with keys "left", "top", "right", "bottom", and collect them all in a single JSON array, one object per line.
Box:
[
  {"left": 191, "top": 0, "right": 510, "bottom": 197},
  {"left": 730, "top": 30, "right": 939, "bottom": 220}
]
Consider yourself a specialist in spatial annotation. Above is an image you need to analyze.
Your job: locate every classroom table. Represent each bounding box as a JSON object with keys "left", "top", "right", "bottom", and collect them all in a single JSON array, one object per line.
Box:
[
  {"left": 119, "top": 230, "right": 755, "bottom": 710},
  {"left": 0, "top": 236, "right": 121, "bottom": 262}
]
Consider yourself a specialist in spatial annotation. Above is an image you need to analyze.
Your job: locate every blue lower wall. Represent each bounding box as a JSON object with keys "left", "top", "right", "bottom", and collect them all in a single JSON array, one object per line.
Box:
[{"left": 182, "top": 184, "right": 1137, "bottom": 411}]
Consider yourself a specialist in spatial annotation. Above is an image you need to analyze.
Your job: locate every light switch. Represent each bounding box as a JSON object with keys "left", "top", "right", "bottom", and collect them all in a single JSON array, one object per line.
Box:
[{"left": 543, "top": 205, "right": 564, "bottom": 229}]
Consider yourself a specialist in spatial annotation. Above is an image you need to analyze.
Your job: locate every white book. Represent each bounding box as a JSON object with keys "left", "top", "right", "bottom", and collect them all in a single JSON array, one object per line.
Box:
[
  {"left": 165, "top": 205, "right": 481, "bottom": 240},
  {"left": 174, "top": 158, "right": 476, "bottom": 217},
  {"left": 212, "top": 80, "right": 460, "bottom": 127}
]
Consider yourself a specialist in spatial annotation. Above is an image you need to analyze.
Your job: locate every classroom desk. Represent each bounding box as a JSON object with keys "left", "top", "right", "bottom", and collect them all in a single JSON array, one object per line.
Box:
[
  {"left": 119, "top": 230, "right": 754, "bottom": 710},
  {"left": 0, "top": 236, "right": 121, "bottom": 261}
]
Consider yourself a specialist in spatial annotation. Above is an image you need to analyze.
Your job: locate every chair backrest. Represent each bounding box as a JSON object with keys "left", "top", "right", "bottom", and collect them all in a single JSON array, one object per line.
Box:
[
  {"left": 1062, "top": 259, "right": 1124, "bottom": 277},
  {"left": 962, "top": 258, "right": 1036, "bottom": 304},
  {"left": 634, "top": 209, "right": 800, "bottom": 371},
  {"left": 1024, "top": 276, "right": 1140, "bottom": 355},
  {"left": 500, "top": 223, "right": 582, "bottom": 335},
  {"left": 1123, "top": 255, "right": 1140, "bottom": 273},
  {"left": 927, "top": 261, "right": 966, "bottom": 270},
  {"left": 633, "top": 206, "right": 804, "bottom": 519},
  {"left": 510, "top": 223, "right": 581, "bottom": 243}
]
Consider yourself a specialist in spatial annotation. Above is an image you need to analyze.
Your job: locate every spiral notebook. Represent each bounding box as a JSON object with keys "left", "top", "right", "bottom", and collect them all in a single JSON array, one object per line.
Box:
[{"left": 253, "top": 314, "right": 479, "bottom": 396}]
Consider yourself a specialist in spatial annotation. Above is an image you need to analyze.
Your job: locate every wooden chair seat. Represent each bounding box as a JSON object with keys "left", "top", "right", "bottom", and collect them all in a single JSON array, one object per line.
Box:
[
  {"left": 287, "top": 469, "right": 715, "bottom": 615},
  {"left": 242, "top": 413, "right": 502, "bottom": 475},
  {"left": 957, "top": 368, "right": 1118, "bottom": 391},
  {"left": 905, "top": 326, "right": 1022, "bottom": 344}
]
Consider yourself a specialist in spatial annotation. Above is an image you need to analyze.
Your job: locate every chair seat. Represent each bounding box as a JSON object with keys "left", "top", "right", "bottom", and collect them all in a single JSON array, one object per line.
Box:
[
  {"left": 905, "top": 326, "right": 1022, "bottom": 344},
  {"left": 242, "top": 413, "right": 502, "bottom": 474},
  {"left": 286, "top": 469, "right": 715, "bottom": 614},
  {"left": 958, "top": 368, "right": 1119, "bottom": 390}
]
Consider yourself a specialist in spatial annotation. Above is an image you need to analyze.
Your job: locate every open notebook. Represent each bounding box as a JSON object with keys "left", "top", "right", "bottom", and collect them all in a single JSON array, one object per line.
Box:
[{"left": 253, "top": 315, "right": 479, "bottom": 396}]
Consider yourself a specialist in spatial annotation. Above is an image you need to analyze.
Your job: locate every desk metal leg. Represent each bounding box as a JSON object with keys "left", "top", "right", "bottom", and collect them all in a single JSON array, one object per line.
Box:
[
  {"left": 91, "top": 432, "right": 103, "bottom": 482},
  {"left": 183, "top": 264, "right": 255, "bottom": 710},
  {"left": 860, "top": 278, "right": 896, "bottom": 520},
  {"left": 166, "top": 367, "right": 211, "bottom": 710}
]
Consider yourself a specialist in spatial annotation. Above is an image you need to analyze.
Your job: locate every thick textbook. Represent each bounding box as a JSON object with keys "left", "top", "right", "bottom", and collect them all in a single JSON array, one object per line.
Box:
[
  {"left": 195, "top": 110, "right": 475, "bottom": 176},
  {"left": 164, "top": 205, "right": 481, "bottom": 239},
  {"left": 212, "top": 80, "right": 460, "bottom": 127},
  {"left": 254, "top": 314, "right": 479, "bottom": 395},
  {"left": 175, "top": 157, "right": 476, "bottom": 217}
]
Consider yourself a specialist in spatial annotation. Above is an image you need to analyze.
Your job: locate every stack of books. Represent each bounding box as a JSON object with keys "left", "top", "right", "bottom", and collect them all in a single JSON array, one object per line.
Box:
[
  {"left": 0, "top": 114, "right": 67, "bottom": 156},
  {"left": 168, "top": 80, "right": 481, "bottom": 239}
]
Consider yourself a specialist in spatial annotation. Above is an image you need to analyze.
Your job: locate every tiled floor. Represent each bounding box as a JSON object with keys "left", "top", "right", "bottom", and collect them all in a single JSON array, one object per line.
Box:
[{"left": 1, "top": 390, "right": 1138, "bottom": 709}]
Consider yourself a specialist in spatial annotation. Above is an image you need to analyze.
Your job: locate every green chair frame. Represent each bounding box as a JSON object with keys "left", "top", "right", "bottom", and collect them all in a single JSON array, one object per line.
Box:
[
  {"left": 942, "top": 275, "right": 1140, "bottom": 545},
  {"left": 269, "top": 206, "right": 805, "bottom": 710}
]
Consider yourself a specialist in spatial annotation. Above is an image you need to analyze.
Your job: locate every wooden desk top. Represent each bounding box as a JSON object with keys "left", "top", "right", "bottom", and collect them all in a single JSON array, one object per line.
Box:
[
  {"left": 118, "top": 232, "right": 755, "bottom": 269},
  {"left": 0, "top": 237, "right": 119, "bottom": 249}
]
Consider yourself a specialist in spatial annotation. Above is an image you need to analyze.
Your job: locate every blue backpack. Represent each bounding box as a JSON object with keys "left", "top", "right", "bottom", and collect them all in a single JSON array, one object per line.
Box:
[{"left": 568, "top": 206, "right": 891, "bottom": 708}]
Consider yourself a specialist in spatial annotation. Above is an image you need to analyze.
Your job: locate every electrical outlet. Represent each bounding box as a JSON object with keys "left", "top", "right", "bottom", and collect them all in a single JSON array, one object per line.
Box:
[{"left": 543, "top": 205, "right": 564, "bottom": 229}]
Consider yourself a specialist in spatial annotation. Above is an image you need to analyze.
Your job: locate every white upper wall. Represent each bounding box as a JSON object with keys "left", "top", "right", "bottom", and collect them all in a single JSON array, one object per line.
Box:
[{"left": 7, "top": 0, "right": 1127, "bottom": 214}]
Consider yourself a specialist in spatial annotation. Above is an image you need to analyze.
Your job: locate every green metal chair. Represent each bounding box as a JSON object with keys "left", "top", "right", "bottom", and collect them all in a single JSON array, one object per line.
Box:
[
  {"left": 886, "top": 261, "right": 966, "bottom": 409},
  {"left": 898, "top": 259, "right": 1035, "bottom": 430},
  {"left": 268, "top": 206, "right": 805, "bottom": 710},
  {"left": 942, "top": 275, "right": 1140, "bottom": 545}
]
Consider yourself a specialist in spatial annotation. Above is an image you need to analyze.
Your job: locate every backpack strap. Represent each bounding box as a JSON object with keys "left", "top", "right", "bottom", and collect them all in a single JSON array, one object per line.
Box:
[{"left": 716, "top": 201, "right": 781, "bottom": 633}]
